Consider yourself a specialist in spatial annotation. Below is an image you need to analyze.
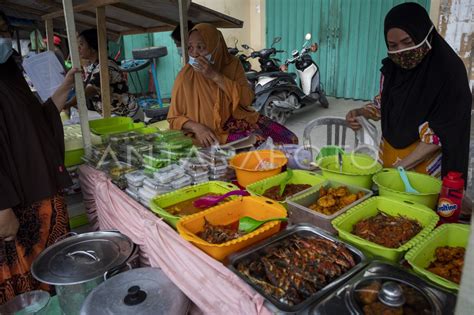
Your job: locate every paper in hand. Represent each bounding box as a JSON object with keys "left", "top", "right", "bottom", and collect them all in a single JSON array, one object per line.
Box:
[{"left": 22, "top": 51, "right": 65, "bottom": 102}]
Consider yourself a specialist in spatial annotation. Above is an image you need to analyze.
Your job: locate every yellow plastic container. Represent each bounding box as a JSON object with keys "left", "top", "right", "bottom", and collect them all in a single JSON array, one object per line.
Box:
[
  {"left": 176, "top": 196, "right": 287, "bottom": 261},
  {"left": 229, "top": 150, "right": 288, "bottom": 187}
]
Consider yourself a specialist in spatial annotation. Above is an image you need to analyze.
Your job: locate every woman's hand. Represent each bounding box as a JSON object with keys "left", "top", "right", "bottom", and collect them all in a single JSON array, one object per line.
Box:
[
  {"left": 193, "top": 123, "right": 219, "bottom": 147},
  {"left": 52, "top": 68, "right": 82, "bottom": 112},
  {"left": 63, "top": 67, "right": 82, "bottom": 88},
  {"left": 184, "top": 121, "right": 219, "bottom": 147},
  {"left": 193, "top": 56, "right": 220, "bottom": 81},
  {"left": 0, "top": 208, "right": 19, "bottom": 242},
  {"left": 346, "top": 107, "right": 372, "bottom": 130}
]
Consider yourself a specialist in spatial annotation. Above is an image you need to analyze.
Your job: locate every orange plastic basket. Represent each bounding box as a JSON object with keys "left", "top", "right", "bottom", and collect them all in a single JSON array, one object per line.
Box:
[
  {"left": 229, "top": 150, "right": 287, "bottom": 187},
  {"left": 176, "top": 196, "right": 287, "bottom": 261}
]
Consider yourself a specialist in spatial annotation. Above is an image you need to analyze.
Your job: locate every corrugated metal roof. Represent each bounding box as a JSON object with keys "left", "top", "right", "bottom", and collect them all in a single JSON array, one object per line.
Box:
[{"left": 0, "top": 0, "right": 243, "bottom": 39}]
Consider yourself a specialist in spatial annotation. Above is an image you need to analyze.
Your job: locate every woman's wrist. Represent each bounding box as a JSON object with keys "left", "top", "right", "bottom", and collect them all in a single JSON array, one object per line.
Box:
[
  {"left": 183, "top": 120, "right": 200, "bottom": 133},
  {"left": 357, "top": 107, "right": 369, "bottom": 118}
]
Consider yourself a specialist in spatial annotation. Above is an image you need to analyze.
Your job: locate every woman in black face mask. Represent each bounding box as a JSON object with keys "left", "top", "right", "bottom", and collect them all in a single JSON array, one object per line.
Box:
[{"left": 346, "top": 2, "right": 471, "bottom": 180}]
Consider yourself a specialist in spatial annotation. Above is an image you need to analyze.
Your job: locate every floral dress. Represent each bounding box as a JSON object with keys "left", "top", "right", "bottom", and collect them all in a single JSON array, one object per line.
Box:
[{"left": 85, "top": 60, "right": 138, "bottom": 117}]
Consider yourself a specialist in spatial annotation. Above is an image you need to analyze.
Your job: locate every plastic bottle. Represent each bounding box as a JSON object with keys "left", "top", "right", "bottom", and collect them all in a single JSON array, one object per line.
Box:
[{"left": 436, "top": 172, "right": 465, "bottom": 223}]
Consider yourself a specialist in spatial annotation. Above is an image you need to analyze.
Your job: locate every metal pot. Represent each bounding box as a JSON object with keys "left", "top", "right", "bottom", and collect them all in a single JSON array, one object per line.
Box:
[
  {"left": 31, "top": 231, "right": 137, "bottom": 315},
  {"left": 311, "top": 261, "right": 457, "bottom": 315},
  {"left": 80, "top": 267, "right": 191, "bottom": 315},
  {"left": 0, "top": 290, "right": 50, "bottom": 314}
]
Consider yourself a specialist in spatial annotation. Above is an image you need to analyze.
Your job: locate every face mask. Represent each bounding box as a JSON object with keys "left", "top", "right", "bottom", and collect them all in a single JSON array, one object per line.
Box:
[
  {"left": 188, "top": 55, "right": 198, "bottom": 67},
  {"left": 0, "top": 37, "right": 13, "bottom": 64},
  {"left": 188, "top": 53, "right": 214, "bottom": 68},
  {"left": 188, "top": 36, "right": 220, "bottom": 68},
  {"left": 387, "top": 26, "right": 433, "bottom": 70}
]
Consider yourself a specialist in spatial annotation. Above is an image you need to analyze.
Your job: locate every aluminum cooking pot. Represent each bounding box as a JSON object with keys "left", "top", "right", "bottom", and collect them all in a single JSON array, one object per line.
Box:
[
  {"left": 31, "top": 231, "right": 137, "bottom": 315},
  {"left": 0, "top": 290, "right": 50, "bottom": 314},
  {"left": 80, "top": 267, "right": 191, "bottom": 315}
]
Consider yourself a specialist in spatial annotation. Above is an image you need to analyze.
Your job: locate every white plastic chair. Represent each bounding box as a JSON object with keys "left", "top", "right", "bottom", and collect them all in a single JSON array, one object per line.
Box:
[{"left": 303, "top": 116, "right": 359, "bottom": 150}]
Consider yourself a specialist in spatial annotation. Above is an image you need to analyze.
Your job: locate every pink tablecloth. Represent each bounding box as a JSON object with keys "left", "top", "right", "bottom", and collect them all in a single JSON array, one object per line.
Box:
[{"left": 78, "top": 165, "right": 271, "bottom": 315}]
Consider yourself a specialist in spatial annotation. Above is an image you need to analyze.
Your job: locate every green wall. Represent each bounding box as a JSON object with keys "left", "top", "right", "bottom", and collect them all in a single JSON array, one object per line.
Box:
[
  {"left": 123, "top": 32, "right": 182, "bottom": 98},
  {"left": 266, "top": 0, "right": 430, "bottom": 100}
]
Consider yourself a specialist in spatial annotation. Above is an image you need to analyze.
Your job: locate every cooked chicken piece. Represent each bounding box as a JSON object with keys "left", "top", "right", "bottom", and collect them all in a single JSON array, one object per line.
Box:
[
  {"left": 339, "top": 194, "right": 358, "bottom": 206},
  {"left": 317, "top": 195, "right": 336, "bottom": 208},
  {"left": 334, "top": 186, "right": 349, "bottom": 197}
]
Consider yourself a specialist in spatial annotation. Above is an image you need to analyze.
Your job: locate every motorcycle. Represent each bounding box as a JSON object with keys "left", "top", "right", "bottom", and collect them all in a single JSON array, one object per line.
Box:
[
  {"left": 253, "top": 33, "right": 329, "bottom": 124},
  {"left": 227, "top": 40, "right": 253, "bottom": 73}
]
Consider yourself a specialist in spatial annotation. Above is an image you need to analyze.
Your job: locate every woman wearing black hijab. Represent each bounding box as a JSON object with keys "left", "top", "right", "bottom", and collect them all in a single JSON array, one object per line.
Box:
[
  {"left": 0, "top": 11, "right": 78, "bottom": 302},
  {"left": 346, "top": 2, "right": 471, "bottom": 180}
]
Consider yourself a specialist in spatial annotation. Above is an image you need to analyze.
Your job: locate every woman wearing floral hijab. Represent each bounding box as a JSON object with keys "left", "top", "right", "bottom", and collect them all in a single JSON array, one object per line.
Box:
[
  {"left": 168, "top": 23, "right": 297, "bottom": 147},
  {"left": 346, "top": 2, "right": 471, "bottom": 180}
]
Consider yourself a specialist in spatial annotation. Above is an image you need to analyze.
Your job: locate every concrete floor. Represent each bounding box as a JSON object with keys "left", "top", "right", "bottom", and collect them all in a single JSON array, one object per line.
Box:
[{"left": 285, "top": 97, "right": 367, "bottom": 139}]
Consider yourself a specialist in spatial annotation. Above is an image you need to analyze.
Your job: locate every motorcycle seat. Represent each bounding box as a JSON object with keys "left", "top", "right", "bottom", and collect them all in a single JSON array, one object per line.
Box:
[
  {"left": 256, "top": 72, "right": 297, "bottom": 80},
  {"left": 245, "top": 71, "right": 258, "bottom": 81}
]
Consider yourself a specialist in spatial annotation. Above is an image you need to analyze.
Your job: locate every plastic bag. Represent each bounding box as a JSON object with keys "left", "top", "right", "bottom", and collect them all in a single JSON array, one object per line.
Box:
[
  {"left": 354, "top": 116, "right": 380, "bottom": 160},
  {"left": 254, "top": 137, "right": 276, "bottom": 151}
]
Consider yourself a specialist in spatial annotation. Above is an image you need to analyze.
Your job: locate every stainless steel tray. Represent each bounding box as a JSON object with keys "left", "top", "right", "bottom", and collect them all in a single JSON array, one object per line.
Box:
[
  {"left": 228, "top": 224, "right": 367, "bottom": 313},
  {"left": 310, "top": 261, "right": 458, "bottom": 315},
  {"left": 287, "top": 180, "right": 373, "bottom": 234}
]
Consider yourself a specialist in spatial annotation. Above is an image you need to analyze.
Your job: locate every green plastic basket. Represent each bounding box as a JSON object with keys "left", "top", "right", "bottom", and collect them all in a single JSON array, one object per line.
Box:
[
  {"left": 65, "top": 148, "right": 84, "bottom": 167},
  {"left": 89, "top": 117, "right": 145, "bottom": 135},
  {"left": 373, "top": 168, "right": 442, "bottom": 209},
  {"left": 331, "top": 196, "right": 439, "bottom": 262},
  {"left": 149, "top": 181, "right": 239, "bottom": 228},
  {"left": 64, "top": 125, "right": 101, "bottom": 167},
  {"left": 318, "top": 153, "right": 382, "bottom": 189},
  {"left": 315, "top": 146, "right": 345, "bottom": 161},
  {"left": 405, "top": 223, "right": 470, "bottom": 290},
  {"left": 246, "top": 170, "right": 326, "bottom": 206}
]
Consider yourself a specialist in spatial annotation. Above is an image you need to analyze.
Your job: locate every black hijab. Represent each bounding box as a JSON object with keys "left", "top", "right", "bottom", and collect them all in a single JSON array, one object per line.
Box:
[{"left": 380, "top": 2, "right": 471, "bottom": 179}]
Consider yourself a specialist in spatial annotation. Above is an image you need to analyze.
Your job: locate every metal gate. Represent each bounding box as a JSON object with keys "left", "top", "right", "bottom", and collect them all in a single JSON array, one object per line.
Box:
[{"left": 266, "top": 0, "right": 430, "bottom": 100}]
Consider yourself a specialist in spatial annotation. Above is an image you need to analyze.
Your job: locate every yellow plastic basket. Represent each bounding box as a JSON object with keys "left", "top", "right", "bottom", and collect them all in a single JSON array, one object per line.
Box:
[{"left": 177, "top": 196, "right": 287, "bottom": 261}]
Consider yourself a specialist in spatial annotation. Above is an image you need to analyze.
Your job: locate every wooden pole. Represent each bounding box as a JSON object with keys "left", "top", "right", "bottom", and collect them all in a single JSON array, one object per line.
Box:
[
  {"left": 96, "top": 6, "right": 112, "bottom": 118},
  {"left": 45, "top": 19, "right": 54, "bottom": 51},
  {"left": 15, "top": 29, "right": 21, "bottom": 59},
  {"left": 178, "top": 0, "right": 190, "bottom": 65},
  {"left": 62, "top": 0, "right": 92, "bottom": 154},
  {"left": 34, "top": 30, "right": 39, "bottom": 53}
]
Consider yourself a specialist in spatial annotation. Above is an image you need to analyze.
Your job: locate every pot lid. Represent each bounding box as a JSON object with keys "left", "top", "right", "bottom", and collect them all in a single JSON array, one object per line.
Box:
[
  {"left": 31, "top": 231, "right": 134, "bottom": 285},
  {"left": 352, "top": 277, "right": 433, "bottom": 314},
  {"left": 80, "top": 267, "right": 190, "bottom": 315}
]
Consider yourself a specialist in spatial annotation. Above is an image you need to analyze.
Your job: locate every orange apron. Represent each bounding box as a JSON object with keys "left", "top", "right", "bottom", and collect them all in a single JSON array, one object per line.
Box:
[{"left": 380, "top": 139, "right": 441, "bottom": 177}]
